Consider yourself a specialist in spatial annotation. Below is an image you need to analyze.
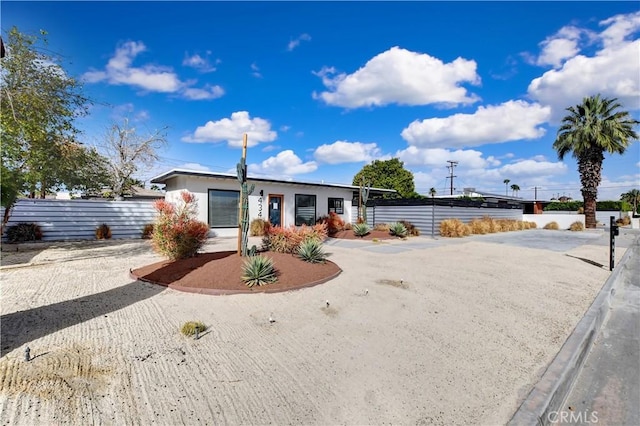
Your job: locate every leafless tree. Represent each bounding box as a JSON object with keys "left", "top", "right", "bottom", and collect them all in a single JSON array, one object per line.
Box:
[{"left": 101, "top": 118, "right": 168, "bottom": 197}]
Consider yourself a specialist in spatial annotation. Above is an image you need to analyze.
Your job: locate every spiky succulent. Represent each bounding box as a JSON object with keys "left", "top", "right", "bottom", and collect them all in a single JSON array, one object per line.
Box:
[
  {"left": 298, "top": 239, "right": 328, "bottom": 263},
  {"left": 388, "top": 222, "right": 408, "bottom": 237},
  {"left": 352, "top": 223, "right": 371, "bottom": 237},
  {"left": 242, "top": 255, "right": 277, "bottom": 287}
]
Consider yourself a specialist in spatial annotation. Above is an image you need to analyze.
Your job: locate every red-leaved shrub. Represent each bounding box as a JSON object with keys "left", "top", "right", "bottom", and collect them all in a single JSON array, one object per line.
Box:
[
  {"left": 316, "top": 212, "right": 344, "bottom": 235},
  {"left": 262, "top": 223, "right": 328, "bottom": 253},
  {"left": 151, "top": 191, "right": 210, "bottom": 260}
]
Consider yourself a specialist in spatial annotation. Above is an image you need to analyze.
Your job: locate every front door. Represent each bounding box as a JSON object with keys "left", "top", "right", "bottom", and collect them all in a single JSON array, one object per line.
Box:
[{"left": 268, "top": 195, "right": 283, "bottom": 227}]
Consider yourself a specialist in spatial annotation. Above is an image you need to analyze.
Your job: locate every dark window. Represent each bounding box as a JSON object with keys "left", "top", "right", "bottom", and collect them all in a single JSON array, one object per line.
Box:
[
  {"left": 328, "top": 197, "right": 344, "bottom": 214},
  {"left": 295, "top": 194, "right": 316, "bottom": 226},
  {"left": 208, "top": 189, "right": 239, "bottom": 227}
]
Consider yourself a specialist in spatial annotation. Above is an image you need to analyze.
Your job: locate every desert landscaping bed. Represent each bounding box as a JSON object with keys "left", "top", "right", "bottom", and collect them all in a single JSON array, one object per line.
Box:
[{"left": 0, "top": 235, "right": 618, "bottom": 425}]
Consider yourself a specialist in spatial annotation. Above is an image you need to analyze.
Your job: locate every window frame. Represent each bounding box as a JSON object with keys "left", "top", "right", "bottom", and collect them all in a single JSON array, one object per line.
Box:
[
  {"left": 208, "top": 189, "right": 240, "bottom": 228},
  {"left": 328, "top": 197, "right": 344, "bottom": 214},
  {"left": 294, "top": 194, "right": 317, "bottom": 226}
]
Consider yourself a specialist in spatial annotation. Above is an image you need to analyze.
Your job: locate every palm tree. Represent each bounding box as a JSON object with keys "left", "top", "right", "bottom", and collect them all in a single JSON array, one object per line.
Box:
[
  {"left": 553, "top": 95, "right": 638, "bottom": 228},
  {"left": 621, "top": 189, "right": 640, "bottom": 216},
  {"left": 510, "top": 184, "right": 520, "bottom": 197},
  {"left": 503, "top": 179, "right": 510, "bottom": 196},
  {"left": 429, "top": 187, "right": 437, "bottom": 198}
]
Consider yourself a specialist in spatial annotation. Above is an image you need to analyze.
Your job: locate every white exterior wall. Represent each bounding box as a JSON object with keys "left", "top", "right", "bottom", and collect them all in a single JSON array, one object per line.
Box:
[
  {"left": 524, "top": 213, "right": 585, "bottom": 229},
  {"left": 165, "top": 175, "right": 354, "bottom": 237}
]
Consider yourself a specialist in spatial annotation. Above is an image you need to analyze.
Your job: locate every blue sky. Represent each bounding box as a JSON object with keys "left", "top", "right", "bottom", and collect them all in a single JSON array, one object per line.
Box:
[{"left": 4, "top": 1, "right": 639, "bottom": 200}]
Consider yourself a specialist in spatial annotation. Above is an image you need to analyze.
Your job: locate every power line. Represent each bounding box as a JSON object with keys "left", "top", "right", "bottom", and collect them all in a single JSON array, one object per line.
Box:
[{"left": 446, "top": 161, "right": 458, "bottom": 195}]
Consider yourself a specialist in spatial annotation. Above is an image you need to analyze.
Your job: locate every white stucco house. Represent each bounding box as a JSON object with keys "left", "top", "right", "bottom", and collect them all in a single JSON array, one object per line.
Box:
[{"left": 150, "top": 169, "right": 395, "bottom": 237}]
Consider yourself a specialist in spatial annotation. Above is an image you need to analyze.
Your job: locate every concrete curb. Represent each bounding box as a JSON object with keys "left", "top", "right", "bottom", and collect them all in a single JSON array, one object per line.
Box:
[{"left": 509, "top": 238, "right": 638, "bottom": 425}]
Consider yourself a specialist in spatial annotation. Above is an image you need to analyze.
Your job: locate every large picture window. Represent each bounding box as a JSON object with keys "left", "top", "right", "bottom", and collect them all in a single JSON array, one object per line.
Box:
[
  {"left": 208, "top": 189, "right": 239, "bottom": 228},
  {"left": 295, "top": 194, "right": 316, "bottom": 226},
  {"left": 328, "top": 197, "right": 344, "bottom": 214}
]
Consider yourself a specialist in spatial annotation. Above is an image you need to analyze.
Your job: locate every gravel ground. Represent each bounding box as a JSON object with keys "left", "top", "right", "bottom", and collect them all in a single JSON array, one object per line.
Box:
[{"left": 0, "top": 231, "right": 629, "bottom": 425}]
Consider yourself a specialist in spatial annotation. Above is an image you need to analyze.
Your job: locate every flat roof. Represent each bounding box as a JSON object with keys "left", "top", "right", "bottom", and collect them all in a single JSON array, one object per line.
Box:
[{"left": 150, "top": 169, "right": 396, "bottom": 193}]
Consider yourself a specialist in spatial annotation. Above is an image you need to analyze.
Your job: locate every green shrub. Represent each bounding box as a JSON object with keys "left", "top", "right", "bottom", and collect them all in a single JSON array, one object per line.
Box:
[
  {"left": 544, "top": 201, "right": 583, "bottom": 211},
  {"left": 298, "top": 239, "right": 328, "bottom": 263},
  {"left": 598, "top": 200, "right": 632, "bottom": 211},
  {"left": 262, "top": 223, "right": 327, "bottom": 254},
  {"left": 151, "top": 191, "right": 210, "bottom": 260},
  {"left": 569, "top": 221, "right": 584, "bottom": 231},
  {"left": 180, "top": 321, "right": 207, "bottom": 336},
  {"left": 543, "top": 221, "right": 560, "bottom": 230},
  {"left": 399, "top": 220, "right": 420, "bottom": 236},
  {"left": 388, "top": 222, "right": 408, "bottom": 237},
  {"left": 242, "top": 255, "right": 277, "bottom": 287},
  {"left": 544, "top": 200, "right": 632, "bottom": 212},
  {"left": 5, "top": 222, "right": 43, "bottom": 243},
  {"left": 352, "top": 223, "right": 371, "bottom": 237},
  {"left": 250, "top": 218, "right": 270, "bottom": 236},
  {"left": 141, "top": 223, "right": 154, "bottom": 239},
  {"left": 95, "top": 224, "right": 112, "bottom": 239}
]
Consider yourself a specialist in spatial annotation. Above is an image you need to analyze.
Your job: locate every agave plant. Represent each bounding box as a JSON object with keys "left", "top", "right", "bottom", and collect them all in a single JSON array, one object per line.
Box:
[
  {"left": 352, "top": 222, "right": 371, "bottom": 237},
  {"left": 242, "top": 255, "right": 277, "bottom": 287},
  {"left": 388, "top": 222, "right": 408, "bottom": 237},
  {"left": 298, "top": 239, "right": 328, "bottom": 263}
]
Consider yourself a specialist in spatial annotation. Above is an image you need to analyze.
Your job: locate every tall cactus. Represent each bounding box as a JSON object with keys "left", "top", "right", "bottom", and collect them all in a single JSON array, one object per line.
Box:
[
  {"left": 237, "top": 159, "right": 254, "bottom": 257},
  {"left": 360, "top": 181, "right": 371, "bottom": 223}
]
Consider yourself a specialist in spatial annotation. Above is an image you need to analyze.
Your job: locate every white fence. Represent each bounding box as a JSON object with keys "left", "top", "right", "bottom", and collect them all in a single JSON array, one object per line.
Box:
[
  {"left": 354, "top": 204, "right": 523, "bottom": 236},
  {"left": 2, "top": 199, "right": 158, "bottom": 241}
]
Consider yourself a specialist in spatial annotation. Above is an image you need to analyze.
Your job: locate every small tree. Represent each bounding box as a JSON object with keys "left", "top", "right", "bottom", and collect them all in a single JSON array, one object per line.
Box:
[
  {"left": 352, "top": 158, "right": 415, "bottom": 198},
  {"left": 101, "top": 118, "right": 168, "bottom": 198},
  {"left": 151, "top": 191, "right": 209, "bottom": 260},
  {"left": 1, "top": 27, "right": 108, "bottom": 218},
  {"left": 553, "top": 95, "right": 638, "bottom": 228},
  {"left": 621, "top": 189, "right": 640, "bottom": 216}
]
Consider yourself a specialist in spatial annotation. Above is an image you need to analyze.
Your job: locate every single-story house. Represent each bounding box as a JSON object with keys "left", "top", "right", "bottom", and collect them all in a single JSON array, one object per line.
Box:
[{"left": 150, "top": 169, "right": 395, "bottom": 237}]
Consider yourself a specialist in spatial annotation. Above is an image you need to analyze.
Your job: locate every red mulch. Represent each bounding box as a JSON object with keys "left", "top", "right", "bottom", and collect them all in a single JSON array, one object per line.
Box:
[
  {"left": 329, "top": 229, "right": 400, "bottom": 240},
  {"left": 130, "top": 251, "right": 342, "bottom": 295}
]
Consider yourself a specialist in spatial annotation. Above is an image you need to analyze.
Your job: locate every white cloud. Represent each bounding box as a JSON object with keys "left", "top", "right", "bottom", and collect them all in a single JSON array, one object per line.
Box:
[
  {"left": 83, "top": 41, "right": 224, "bottom": 100},
  {"left": 182, "top": 111, "right": 277, "bottom": 148},
  {"left": 534, "top": 26, "right": 585, "bottom": 68},
  {"left": 182, "top": 52, "right": 218, "bottom": 73},
  {"left": 396, "top": 146, "right": 499, "bottom": 169},
  {"left": 528, "top": 12, "right": 640, "bottom": 118},
  {"left": 313, "top": 46, "right": 480, "bottom": 108},
  {"left": 287, "top": 33, "right": 311, "bottom": 51},
  {"left": 401, "top": 101, "right": 550, "bottom": 148},
  {"left": 178, "top": 162, "right": 212, "bottom": 172},
  {"left": 181, "top": 84, "right": 225, "bottom": 100},
  {"left": 499, "top": 159, "right": 567, "bottom": 177},
  {"left": 314, "top": 141, "right": 382, "bottom": 164},
  {"left": 262, "top": 144, "right": 281, "bottom": 153},
  {"left": 600, "top": 11, "right": 640, "bottom": 48},
  {"left": 251, "top": 63, "right": 262, "bottom": 78},
  {"left": 248, "top": 150, "right": 317, "bottom": 176}
]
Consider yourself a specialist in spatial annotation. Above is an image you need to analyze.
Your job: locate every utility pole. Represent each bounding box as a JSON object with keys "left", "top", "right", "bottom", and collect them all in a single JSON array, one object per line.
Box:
[{"left": 446, "top": 161, "right": 458, "bottom": 195}]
